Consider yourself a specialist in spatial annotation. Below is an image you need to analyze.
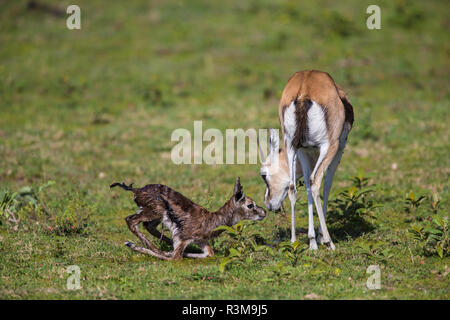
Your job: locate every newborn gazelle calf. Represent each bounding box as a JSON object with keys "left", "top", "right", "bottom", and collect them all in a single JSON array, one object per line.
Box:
[{"left": 110, "top": 177, "right": 266, "bottom": 260}]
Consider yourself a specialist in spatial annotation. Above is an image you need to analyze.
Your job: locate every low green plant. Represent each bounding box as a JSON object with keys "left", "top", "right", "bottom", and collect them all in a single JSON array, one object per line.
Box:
[
  {"left": 404, "top": 192, "right": 426, "bottom": 214},
  {"left": 328, "top": 169, "right": 380, "bottom": 222},
  {"left": 410, "top": 217, "right": 449, "bottom": 258},
  {"left": 390, "top": 0, "right": 426, "bottom": 29},
  {"left": 0, "top": 189, "right": 19, "bottom": 227},
  {"left": 350, "top": 168, "right": 371, "bottom": 189},
  {"left": 358, "top": 242, "right": 394, "bottom": 263},
  {"left": 214, "top": 221, "right": 273, "bottom": 272},
  {"left": 262, "top": 262, "right": 292, "bottom": 283},
  {"left": 279, "top": 240, "right": 307, "bottom": 266},
  {"left": 44, "top": 199, "right": 93, "bottom": 236},
  {"left": 0, "top": 181, "right": 55, "bottom": 228},
  {"left": 0, "top": 181, "right": 93, "bottom": 235},
  {"left": 430, "top": 192, "right": 441, "bottom": 214}
]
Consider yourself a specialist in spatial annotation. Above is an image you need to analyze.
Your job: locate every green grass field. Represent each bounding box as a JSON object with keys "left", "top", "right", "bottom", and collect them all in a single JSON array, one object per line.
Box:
[{"left": 0, "top": 0, "right": 449, "bottom": 299}]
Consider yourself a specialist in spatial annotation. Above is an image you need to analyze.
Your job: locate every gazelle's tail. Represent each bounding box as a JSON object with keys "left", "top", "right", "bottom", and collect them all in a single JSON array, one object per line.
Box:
[{"left": 110, "top": 182, "right": 135, "bottom": 192}]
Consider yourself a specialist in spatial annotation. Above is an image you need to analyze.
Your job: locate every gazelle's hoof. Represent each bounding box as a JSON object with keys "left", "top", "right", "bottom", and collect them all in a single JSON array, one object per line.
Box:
[
  {"left": 124, "top": 241, "right": 134, "bottom": 248},
  {"left": 309, "top": 237, "right": 318, "bottom": 250},
  {"left": 309, "top": 242, "right": 318, "bottom": 250},
  {"left": 316, "top": 233, "right": 325, "bottom": 245},
  {"left": 325, "top": 241, "right": 336, "bottom": 251}
]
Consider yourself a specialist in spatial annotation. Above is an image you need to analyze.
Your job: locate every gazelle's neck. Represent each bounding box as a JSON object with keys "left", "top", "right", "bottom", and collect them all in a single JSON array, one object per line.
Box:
[{"left": 211, "top": 198, "right": 237, "bottom": 227}]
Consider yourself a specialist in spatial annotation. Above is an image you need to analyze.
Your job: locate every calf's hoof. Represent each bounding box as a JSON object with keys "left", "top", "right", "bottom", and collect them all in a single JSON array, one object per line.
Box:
[{"left": 125, "top": 241, "right": 134, "bottom": 248}]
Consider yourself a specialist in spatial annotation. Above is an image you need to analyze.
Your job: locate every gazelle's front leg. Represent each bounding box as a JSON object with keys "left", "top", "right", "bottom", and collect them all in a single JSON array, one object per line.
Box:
[
  {"left": 310, "top": 142, "right": 339, "bottom": 250},
  {"left": 286, "top": 147, "right": 297, "bottom": 243},
  {"left": 297, "top": 150, "right": 317, "bottom": 250},
  {"left": 317, "top": 147, "right": 344, "bottom": 245},
  {"left": 125, "top": 214, "right": 172, "bottom": 258}
]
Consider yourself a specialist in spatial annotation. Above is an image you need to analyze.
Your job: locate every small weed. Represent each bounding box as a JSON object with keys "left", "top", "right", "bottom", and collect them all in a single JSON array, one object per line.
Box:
[
  {"left": 186, "top": 270, "right": 223, "bottom": 283},
  {"left": 390, "top": 0, "right": 426, "bottom": 29},
  {"left": 0, "top": 181, "right": 93, "bottom": 236},
  {"left": 44, "top": 199, "right": 93, "bottom": 236},
  {"left": 410, "top": 217, "right": 449, "bottom": 258},
  {"left": 262, "top": 262, "right": 292, "bottom": 283},
  {"left": 404, "top": 191, "right": 426, "bottom": 214},
  {"left": 358, "top": 242, "right": 394, "bottom": 263},
  {"left": 214, "top": 221, "right": 273, "bottom": 272},
  {"left": 0, "top": 189, "right": 19, "bottom": 228},
  {"left": 279, "top": 240, "right": 307, "bottom": 267},
  {"left": 0, "top": 181, "right": 55, "bottom": 229},
  {"left": 430, "top": 192, "right": 441, "bottom": 214},
  {"left": 328, "top": 169, "right": 380, "bottom": 223}
]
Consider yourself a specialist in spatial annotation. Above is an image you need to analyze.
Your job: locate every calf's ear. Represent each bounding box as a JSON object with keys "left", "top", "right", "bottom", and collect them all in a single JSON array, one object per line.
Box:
[
  {"left": 233, "top": 177, "right": 244, "bottom": 203},
  {"left": 233, "top": 177, "right": 242, "bottom": 194}
]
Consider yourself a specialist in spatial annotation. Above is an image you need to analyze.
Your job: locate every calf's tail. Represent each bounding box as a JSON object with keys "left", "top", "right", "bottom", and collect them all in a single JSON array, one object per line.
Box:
[{"left": 110, "top": 182, "right": 135, "bottom": 192}]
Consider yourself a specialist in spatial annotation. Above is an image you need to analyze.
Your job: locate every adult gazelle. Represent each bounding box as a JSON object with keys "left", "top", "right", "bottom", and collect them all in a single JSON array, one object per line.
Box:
[{"left": 259, "top": 70, "right": 354, "bottom": 250}]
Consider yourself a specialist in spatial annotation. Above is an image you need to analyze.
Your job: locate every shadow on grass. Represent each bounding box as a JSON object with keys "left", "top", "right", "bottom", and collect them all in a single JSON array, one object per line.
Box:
[
  {"left": 327, "top": 215, "right": 376, "bottom": 242},
  {"left": 273, "top": 226, "right": 307, "bottom": 244},
  {"left": 272, "top": 213, "right": 375, "bottom": 244}
]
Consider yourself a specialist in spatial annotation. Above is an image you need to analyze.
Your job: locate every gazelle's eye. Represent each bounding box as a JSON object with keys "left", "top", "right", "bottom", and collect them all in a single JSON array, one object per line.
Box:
[{"left": 247, "top": 204, "right": 254, "bottom": 209}]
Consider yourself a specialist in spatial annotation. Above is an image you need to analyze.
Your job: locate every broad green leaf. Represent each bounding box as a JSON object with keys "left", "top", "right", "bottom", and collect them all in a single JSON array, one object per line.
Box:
[
  {"left": 213, "top": 225, "right": 237, "bottom": 235},
  {"left": 436, "top": 244, "right": 443, "bottom": 259},
  {"left": 235, "top": 221, "right": 244, "bottom": 232},
  {"left": 219, "top": 258, "right": 231, "bottom": 272},
  {"left": 228, "top": 248, "right": 241, "bottom": 258}
]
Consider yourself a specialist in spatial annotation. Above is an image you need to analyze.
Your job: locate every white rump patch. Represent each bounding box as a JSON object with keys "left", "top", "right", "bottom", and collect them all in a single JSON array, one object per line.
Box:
[
  {"left": 283, "top": 101, "right": 297, "bottom": 140},
  {"left": 305, "top": 101, "right": 328, "bottom": 147}
]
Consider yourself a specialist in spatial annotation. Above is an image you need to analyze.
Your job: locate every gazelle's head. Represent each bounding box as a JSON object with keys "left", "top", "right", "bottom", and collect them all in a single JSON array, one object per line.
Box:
[
  {"left": 230, "top": 177, "right": 266, "bottom": 222},
  {"left": 259, "top": 129, "right": 290, "bottom": 212}
]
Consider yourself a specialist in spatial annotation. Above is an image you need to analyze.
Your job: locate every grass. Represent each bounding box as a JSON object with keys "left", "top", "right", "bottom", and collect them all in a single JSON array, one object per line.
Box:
[{"left": 0, "top": 0, "right": 449, "bottom": 299}]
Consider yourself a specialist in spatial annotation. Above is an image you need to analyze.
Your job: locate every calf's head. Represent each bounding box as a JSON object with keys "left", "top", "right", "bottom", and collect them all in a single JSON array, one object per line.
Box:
[{"left": 230, "top": 177, "right": 266, "bottom": 222}]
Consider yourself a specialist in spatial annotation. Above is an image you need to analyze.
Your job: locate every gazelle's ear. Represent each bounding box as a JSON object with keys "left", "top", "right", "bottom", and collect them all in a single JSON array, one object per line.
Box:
[
  {"left": 233, "top": 177, "right": 244, "bottom": 203},
  {"left": 269, "top": 128, "right": 279, "bottom": 158},
  {"left": 233, "top": 177, "right": 242, "bottom": 194},
  {"left": 258, "top": 143, "right": 266, "bottom": 163},
  {"left": 258, "top": 130, "right": 268, "bottom": 163}
]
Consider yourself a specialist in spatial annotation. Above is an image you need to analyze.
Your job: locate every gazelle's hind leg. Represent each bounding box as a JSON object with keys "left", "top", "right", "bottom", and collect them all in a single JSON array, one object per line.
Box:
[
  {"left": 317, "top": 124, "right": 349, "bottom": 244},
  {"left": 125, "top": 211, "right": 171, "bottom": 258},
  {"left": 125, "top": 242, "right": 172, "bottom": 260},
  {"left": 281, "top": 103, "right": 300, "bottom": 243},
  {"left": 310, "top": 141, "right": 340, "bottom": 250},
  {"left": 143, "top": 220, "right": 173, "bottom": 245},
  {"left": 285, "top": 144, "right": 298, "bottom": 243},
  {"left": 297, "top": 149, "right": 317, "bottom": 250},
  {"left": 317, "top": 147, "right": 344, "bottom": 244}
]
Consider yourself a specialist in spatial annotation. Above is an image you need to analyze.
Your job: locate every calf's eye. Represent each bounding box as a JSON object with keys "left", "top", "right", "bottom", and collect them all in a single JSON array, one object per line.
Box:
[{"left": 247, "top": 204, "right": 254, "bottom": 209}]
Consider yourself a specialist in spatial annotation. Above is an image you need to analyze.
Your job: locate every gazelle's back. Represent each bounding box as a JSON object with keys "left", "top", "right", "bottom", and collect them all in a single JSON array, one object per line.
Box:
[
  {"left": 278, "top": 70, "right": 351, "bottom": 145},
  {"left": 133, "top": 184, "right": 204, "bottom": 214}
]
